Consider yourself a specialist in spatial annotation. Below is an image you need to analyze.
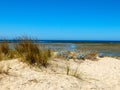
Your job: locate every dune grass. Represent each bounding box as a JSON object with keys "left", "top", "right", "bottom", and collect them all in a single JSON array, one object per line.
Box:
[
  {"left": 0, "top": 49, "right": 2, "bottom": 61},
  {"left": 14, "top": 37, "right": 51, "bottom": 67},
  {"left": 0, "top": 41, "right": 10, "bottom": 60},
  {"left": 85, "top": 52, "right": 98, "bottom": 60},
  {"left": 0, "top": 37, "right": 52, "bottom": 67},
  {"left": 0, "top": 41, "right": 18, "bottom": 60},
  {"left": 0, "top": 41, "right": 9, "bottom": 55},
  {"left": 7, "top": 50, "right": 20, "bottom": 59},
  {"left": 66, "top": 61, "right": 70, "bottom": 75},
  {"left": 0, "top": 36, "right": 98, "bottom": 68}
]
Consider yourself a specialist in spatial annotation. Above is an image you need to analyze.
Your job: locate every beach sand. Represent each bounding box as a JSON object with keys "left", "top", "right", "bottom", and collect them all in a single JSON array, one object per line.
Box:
[{"left": 0, "top": 57, "right": 120, "bottom": 90}]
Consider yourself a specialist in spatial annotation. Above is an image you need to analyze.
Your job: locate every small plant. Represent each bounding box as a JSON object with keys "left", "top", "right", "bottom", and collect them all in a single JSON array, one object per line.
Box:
[
  {"left": 72, "top": 62, "right": 81, "bottom": 79},
  {"left": 47, "top": 49, "right": 52, "bottom": 58},
  {"left": 0, "top": 49, "right": 2, "bottom": 61},
  {"left": 7, "top": 50, "right": 19, "bottom": 59},
  {"left": 85, "top": 52, "right": 98, "bottom": 60},
  {"left": 66, "top": 64, "right": 70, "bottom": 75},
  {"left": 15, "top": 37, "right": 51, "bottom": 67},
  {"left": 73, "top": 66, "right": 79, "bottom": 77},
  {"left": 0, "top": 41, "right": 9, "bottom": 55},
  {"left": 66, "top": 60, "right": 70, "bottom": 75},
  {"left": 76, "top": 53, "right": 85, "bottom": 60}
]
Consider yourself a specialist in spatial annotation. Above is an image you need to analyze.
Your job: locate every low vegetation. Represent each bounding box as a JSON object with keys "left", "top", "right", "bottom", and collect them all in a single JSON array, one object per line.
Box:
[
  {"left": 0, "top": 49, "right": 2, "bottom": 61},
  {"left": 0, "top": 41, "right": 9, "bottom": 55},
  {"left": 14, "top": 37, "right": 52, "bottom": 67},
  {"left": 0, "top": 41, "right": 18, "bottom": 60},
  {"left": 85, "top": 52, "right": 98, "bottom": 60},
  {"left": 56, "top": 50, "right": 98, "bottom": 61},
  {"left": 0, "top": 36, "right": 99, "bottom": 69},
  {"left": 0, "top": 37, "right": 52, "bottom": 67},
  {"left": 66, "top": 60, "right": 70, "bottom": 75},
  {"left": 0, "top": 41, "right": 9, "bottom": 60}
]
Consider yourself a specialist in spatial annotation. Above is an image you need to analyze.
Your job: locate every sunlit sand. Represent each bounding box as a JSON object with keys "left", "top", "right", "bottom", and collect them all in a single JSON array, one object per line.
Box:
[{"left": 0, "top": 57, "right": 120, "bottom": 90}]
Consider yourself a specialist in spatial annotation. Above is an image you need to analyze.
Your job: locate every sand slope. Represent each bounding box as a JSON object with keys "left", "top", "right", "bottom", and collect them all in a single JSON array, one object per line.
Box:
[{"left": 0, "top": 57, "right": 120, "bottom": 90}]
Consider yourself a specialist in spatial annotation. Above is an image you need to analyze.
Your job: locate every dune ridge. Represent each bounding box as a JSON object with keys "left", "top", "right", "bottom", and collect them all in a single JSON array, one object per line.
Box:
[{"left": 0, "top": 57, "right": 120, "bottom": 90}]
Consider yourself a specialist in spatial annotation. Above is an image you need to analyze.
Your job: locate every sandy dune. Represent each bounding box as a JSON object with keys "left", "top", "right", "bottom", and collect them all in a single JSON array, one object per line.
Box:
[{"left": 0, "top": 57, "right": 120, "bottom": 90}]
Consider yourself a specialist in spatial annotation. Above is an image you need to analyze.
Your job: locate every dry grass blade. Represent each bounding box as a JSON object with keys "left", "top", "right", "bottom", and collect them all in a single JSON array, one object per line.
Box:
[
  {"left": 0, "top": 49, "right": 2, "bottom": 61},
  {"left": 0, "top": 41, "right": 9, "bottom": 55},
  {"left": 14, "top": 37, "right": 51, "bottom": 67}
]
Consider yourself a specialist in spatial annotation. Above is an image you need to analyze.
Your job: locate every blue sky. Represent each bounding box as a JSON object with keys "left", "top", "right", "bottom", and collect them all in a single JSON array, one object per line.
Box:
[{"left": 0, "top": 0, "right": 120, "bottom": 40}]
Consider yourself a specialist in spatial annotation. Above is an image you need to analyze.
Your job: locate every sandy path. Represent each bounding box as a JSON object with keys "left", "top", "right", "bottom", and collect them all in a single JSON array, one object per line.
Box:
[{"left": 0, "top": 57, "right": 120, "bottom": 90}]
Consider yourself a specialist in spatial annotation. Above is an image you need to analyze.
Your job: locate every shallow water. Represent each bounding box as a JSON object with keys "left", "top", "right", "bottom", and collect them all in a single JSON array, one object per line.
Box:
[
  {"left": 8, "top": 41, "right": 120, "bottom": 57},
  {"left": 41, "top": 43, "right": 120, "bottom": 57}
]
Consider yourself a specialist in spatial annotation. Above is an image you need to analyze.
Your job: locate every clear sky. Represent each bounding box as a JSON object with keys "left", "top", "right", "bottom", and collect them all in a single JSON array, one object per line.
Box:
[{"left": 0, "top": 0, "right": 120, "bottom": 40}]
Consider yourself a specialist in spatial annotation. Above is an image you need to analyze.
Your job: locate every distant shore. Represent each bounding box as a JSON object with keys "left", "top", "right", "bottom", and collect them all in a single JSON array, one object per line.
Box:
[{"left": 1, "top": 39, "right": 120, "bottom": 43}]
